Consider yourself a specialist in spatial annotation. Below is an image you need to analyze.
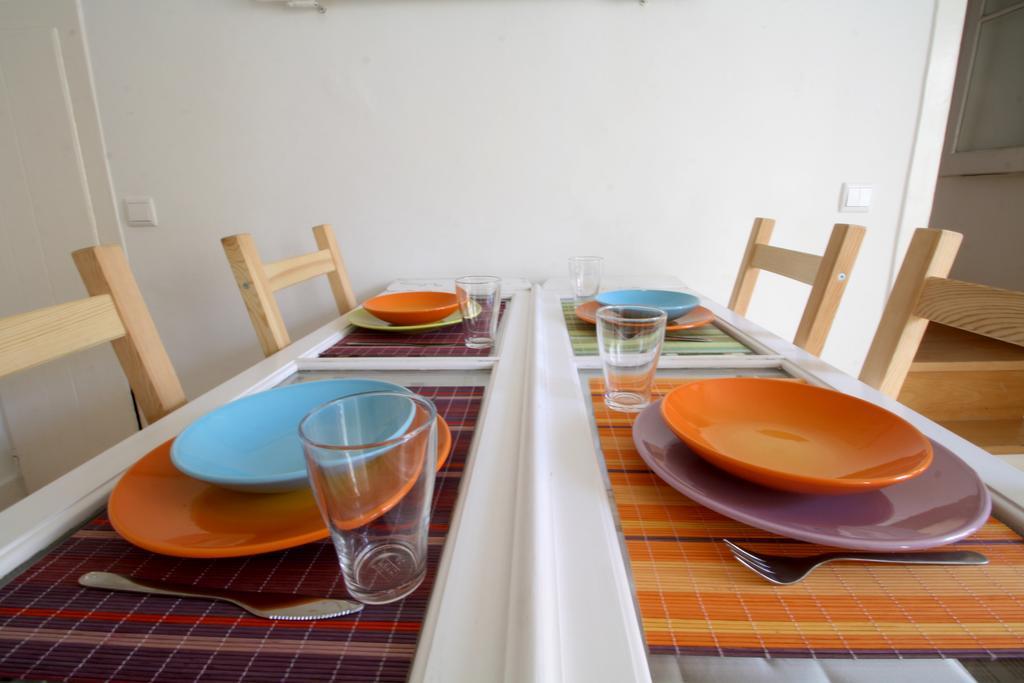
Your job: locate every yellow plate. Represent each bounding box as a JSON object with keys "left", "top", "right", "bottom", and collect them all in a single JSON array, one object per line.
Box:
[{"left": 347, "top": 305, "right": 463, "bottom": 332}]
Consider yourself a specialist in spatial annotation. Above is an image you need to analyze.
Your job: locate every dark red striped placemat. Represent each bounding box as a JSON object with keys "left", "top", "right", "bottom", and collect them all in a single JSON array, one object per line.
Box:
[
  {"left": 321, "top": 302, "right": 507, "bottom": 358},
  {"left": 0, "top": 385, "right": 483, "bottom": 683}
]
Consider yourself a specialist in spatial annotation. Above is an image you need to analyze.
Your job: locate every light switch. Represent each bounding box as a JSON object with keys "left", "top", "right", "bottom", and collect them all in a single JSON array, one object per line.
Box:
[
  {"left": 124, "top": 197, "right": 158, "bottom": 227},
  {"left": 839, "top": 183, "right": 872, "bottom": 213}
]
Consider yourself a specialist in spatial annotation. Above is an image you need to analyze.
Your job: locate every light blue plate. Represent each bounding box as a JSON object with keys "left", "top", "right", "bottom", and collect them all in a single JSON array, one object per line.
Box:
[
  {"left": 596, "top": 289, "right": 699, "bottom": 320},
  {"left": 171, "top": 379, "right": 412, "bottom": 493}
]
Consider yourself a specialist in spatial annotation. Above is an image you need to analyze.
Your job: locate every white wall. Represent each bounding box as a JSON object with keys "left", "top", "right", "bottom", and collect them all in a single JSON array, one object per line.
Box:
[
  {"left": 79, "top": 0, "right": 963, "bottom": 394},
  {"left": 0, "top": 413, "right": 25, "bottom": 507}
]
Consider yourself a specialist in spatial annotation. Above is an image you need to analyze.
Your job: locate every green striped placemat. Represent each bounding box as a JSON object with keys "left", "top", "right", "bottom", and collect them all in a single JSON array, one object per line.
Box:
[{"left": 561, "top": 300, "right": 753, "bottom": 357}]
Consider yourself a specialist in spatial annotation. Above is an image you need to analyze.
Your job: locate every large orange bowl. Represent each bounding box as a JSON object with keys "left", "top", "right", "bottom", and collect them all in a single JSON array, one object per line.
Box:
[
  {"left": 659, "top": 378, "right": 933, "bottom": 495},
  {"left": 362, "top": 291, "right": 459, "bottom": 326}
]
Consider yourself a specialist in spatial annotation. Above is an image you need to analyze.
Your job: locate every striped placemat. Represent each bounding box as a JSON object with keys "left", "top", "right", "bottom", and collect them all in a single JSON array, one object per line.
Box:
[
  {"left": 322, "top": 302, "right": 508, "bottom": 358},
  {"left": 561, "top": 300, "right": 752, "bottom": 357},
  {"left": 591, "top": 377, "right": 1024, "bottom": 659},
  {"left": 0, "top": 385, "right": 483, "bottom": 683}
]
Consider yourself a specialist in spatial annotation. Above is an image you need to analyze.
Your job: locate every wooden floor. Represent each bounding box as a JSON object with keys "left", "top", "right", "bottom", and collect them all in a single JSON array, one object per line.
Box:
[{"left": 899, "top": 323, "right": 1024, "bottom": 459}]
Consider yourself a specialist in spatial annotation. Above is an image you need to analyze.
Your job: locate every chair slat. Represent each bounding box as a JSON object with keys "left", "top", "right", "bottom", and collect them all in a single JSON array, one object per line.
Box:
[
  {"left": 915, "top": 278, "right": 1024, "bottom": 347},
  {"left": 898, "top": 369, "right": 1024, "bottom": 422},
  {"left": 749, "top": 244, "right": 821, "bottom": 285},
  {"left": 0, "top": 295, "right": 125, "bottom": 378},
  {"left": 266, "top": 250, "right": 335, "bottom": 291}
]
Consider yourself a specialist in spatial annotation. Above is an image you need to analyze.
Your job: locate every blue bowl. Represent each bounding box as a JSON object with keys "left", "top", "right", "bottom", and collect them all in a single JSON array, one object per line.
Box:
[
  {"left": 299, "top": 392, "right": 423, "bottom": 465},
  {"left": 596, "top": 289, "right": 699, "bottom": 320},
  {"left": 171, "top": 379, "right": 412, "bottom": 493}
]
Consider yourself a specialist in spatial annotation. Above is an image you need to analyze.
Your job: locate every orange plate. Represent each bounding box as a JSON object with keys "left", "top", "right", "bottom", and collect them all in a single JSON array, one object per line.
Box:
[
  {"left": 363, "top": 291, "right": 459, "bottom": 326},
  {"left": 575, "top": 299, "right": 715, "bottom": 331},
  {"left": 109, "top": 417, "right": 452, "bottom": 558},
  {"left": 659, "top": 378, "right": 933, "bottom": 495}
]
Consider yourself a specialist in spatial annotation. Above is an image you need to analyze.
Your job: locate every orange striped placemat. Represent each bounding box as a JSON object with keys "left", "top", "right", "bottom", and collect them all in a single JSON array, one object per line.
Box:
[{"left": 591, "top": 378, "right": 1024, "bottom": 658}]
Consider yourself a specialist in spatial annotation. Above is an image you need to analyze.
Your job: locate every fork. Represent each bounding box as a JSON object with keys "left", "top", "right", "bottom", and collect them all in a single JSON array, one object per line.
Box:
[{"left": 722, "top": 539, "right": 988, "bottom": 585}]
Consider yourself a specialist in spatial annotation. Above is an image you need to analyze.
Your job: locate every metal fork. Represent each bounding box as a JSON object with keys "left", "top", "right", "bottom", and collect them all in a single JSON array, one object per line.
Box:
[{"left": 722, "top": 539, "right": 988, "bottom": 585}]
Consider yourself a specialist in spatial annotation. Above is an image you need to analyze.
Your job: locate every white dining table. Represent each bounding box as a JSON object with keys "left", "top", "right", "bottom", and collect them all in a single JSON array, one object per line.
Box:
[{"left": 0, "top": 275, "right": 1021, "bottom": 683}]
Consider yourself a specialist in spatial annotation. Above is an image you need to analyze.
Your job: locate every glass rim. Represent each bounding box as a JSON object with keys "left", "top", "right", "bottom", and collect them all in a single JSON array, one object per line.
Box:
[
  {"left": 455, "top": 275, "right": 501, "bottom": 285},
  {"left": 596, "top": 304, "right": 667, "bottom": 324},
  {"left": 298, "top": 390, "right": 437, "bottom": 453},
  {"left": 569, "top": 255, "right": 604, "bottom": 262}
]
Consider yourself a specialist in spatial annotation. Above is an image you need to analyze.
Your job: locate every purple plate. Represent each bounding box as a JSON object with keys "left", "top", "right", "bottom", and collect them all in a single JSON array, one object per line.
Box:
[{"left": 632, "top": 400, "right": 991, "bottom": 551}]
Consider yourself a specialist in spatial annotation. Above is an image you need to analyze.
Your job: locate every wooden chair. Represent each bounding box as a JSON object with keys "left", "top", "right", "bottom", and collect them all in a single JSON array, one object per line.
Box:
[
  {"left": 860, "top": 228, "right": 1024, "bottom": 454},
  {"left": 221, "top": 224, "right": 357, "bottom": 357},
  {"left": 0, "top": 245, "right": 186, "bottom": 425},
  {"left": 729, "top": 218, "right": 866, "bottom": 356}
]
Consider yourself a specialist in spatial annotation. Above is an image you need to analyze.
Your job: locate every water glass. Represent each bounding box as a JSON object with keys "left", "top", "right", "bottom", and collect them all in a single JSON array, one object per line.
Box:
[
  {"left": 568, "top": 256, "right": 603, "bottom": 300},
  {"left": 456, "top": 276, "right": 501, "bottom": 349},
  {"left": 596, "top": 305, "right": 667, "bottom": 412},
  {"left": 299, "top": 391, "right": 438, "bottom": 605}
]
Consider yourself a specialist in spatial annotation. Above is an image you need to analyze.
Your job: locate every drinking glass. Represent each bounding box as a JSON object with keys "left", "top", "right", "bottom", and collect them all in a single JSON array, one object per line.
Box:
[
  {"left": 299, "top": 391, "right": 438, "bottom": 605},
  {"left": 568, "top": 256, "right": 603, "bottom": 300},
  {"left": 596, "top": 305, "right": 667, "bottom": 412},
  {"left": 456, "top": 276, "right": 501, "bottom": 349}
]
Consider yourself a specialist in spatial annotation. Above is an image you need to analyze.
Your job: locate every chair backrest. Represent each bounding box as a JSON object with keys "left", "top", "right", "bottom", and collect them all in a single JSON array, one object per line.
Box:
[
  {"left": 728, "top": 217, "right": 866, "bottom": 356},
  {"left": 859, "top": 227, "right": 1024, "bottom": 398},
  {"left": 221, "top": 224, "right": 357, "bottom": 357},
  {"left": 0, "top": 244, "right": 186, "bottom": 424}
]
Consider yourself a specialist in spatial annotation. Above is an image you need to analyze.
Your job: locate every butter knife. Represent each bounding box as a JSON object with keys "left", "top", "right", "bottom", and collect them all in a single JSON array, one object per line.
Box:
[{"left": 79, "top": 571, "right": 363, "bottom": 620}]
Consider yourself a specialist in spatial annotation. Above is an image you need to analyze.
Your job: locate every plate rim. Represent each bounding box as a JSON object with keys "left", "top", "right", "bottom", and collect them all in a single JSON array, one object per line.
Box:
[
  {"left": 348, "top": 305, "right": 463, "bottom": 332},
  {"left": 574, "top": 299, "right": 715, "bottom": 331},
  {"left": 594, "top": 289, "right": 700, "bottom": 317},
  {"left": 659, "top": 377, "right": 934, "bottom": 494},
  {"left": 111, "top": 416, "right": 452, "bottom": 558},
  {"left": 170, "top": 378, "right": 412, "bottom": 491},
  {"left": 631, "top": 399, "right": 992, "bottom": 551}
]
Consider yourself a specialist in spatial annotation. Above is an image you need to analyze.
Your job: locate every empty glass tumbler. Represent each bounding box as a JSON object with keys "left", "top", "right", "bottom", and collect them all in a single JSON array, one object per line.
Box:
[
  {"left": 568, "top": 256, "right": 603, "bottom": 300},
  {"left": 299, "top": 391, "right": 438, "bottom": 604},
  {"left": 596, "top": 305, "right": 667, "bottom": 412},
  {"left": 456, "top": 276, "right": 501, "bottom": 349}
]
